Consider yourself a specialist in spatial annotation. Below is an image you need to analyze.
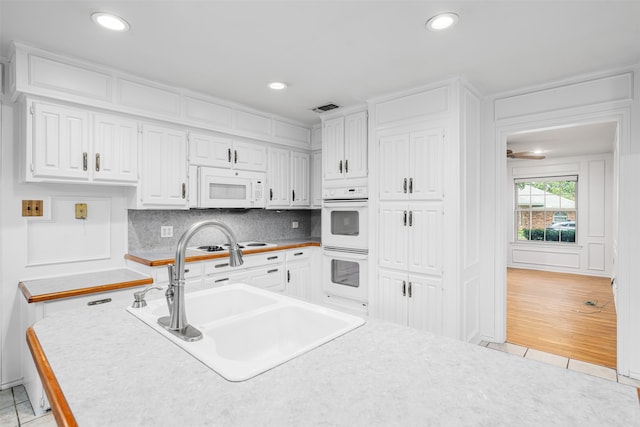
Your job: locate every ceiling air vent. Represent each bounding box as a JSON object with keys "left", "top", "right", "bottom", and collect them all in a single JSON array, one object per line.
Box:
[{"left": 312, "top": 103, "right": 340, "bottom": 113}]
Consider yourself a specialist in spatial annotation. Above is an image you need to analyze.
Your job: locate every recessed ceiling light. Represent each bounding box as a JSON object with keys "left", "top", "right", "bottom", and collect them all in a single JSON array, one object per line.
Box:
[
  {"left": 425, "top": 12, "right": 459, "bottom": 31},
  {"left": 268, "top": 82, "right": 287, "bottom": 90},
  {"left": 533, "top": 150, "right": 543, "bottom": 154},
  {"left": 91, "top": 12, "right": 130, "bottom": 32}
]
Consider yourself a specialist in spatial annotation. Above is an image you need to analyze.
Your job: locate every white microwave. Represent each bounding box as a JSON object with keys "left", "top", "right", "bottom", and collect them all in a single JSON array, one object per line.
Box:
[{"left": 189, "top": 166, "right": 266, "bottom": 208}]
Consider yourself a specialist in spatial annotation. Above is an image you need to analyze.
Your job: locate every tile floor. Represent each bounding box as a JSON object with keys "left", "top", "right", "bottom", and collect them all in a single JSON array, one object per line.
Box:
[
  {"left": 479, "top": 340, "right": 640, "bottom": 387},
  {"left": 2, "top": 345, "right": 638, "bottom": 425},
  {"left": 0, "top": 386, "right": 56, "bottom": 427}
]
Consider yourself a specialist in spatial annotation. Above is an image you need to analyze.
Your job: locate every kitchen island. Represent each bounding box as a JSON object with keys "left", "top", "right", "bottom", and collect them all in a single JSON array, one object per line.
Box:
[{"left": 29, "top": 303, "right": 638, "bottom": 426}]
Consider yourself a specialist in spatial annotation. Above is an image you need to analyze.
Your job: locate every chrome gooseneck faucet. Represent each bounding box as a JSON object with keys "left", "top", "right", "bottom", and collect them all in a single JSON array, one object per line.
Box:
[{"left": 158, "top": 220, "right": 244, "bottom": 342}]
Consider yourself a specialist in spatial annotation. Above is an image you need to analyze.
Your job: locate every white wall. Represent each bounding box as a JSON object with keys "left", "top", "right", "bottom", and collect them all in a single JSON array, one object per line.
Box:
[
  {"left": 506, "top": 153, "right": 613, "bottom": 276},
  {"left": 0, "top": 102, "right": 129, "bottom": 388}
]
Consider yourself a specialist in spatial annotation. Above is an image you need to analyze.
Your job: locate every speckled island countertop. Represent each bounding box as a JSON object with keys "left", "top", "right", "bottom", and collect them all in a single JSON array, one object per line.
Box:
[
  {"left": 31, "top": 303, "right": 639, "bottom": 426},
  {"left": 125, "top": 238, "right": 321, "bottom": 266}
]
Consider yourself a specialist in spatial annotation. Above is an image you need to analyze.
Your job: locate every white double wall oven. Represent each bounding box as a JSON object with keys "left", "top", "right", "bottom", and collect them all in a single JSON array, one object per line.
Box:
[{"left": 321, "top": 188, "right": 369, "bottom": 311}]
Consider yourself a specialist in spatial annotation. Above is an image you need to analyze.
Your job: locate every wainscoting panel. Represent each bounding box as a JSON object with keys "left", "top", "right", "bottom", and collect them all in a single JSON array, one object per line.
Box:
[
  {"left": 26, "top": 197, "right": 111, "bottom": 265},
  {"left": 512, "top": 247, "right": 580, "bottom": 269}
]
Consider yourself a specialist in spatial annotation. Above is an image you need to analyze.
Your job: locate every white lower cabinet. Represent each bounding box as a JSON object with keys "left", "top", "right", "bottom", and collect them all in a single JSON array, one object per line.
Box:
[
  {"left": 284, "top": 248, "right": 312, "bottom": 300},
  {"left": 374, "top": 269, "right": 442, "bottom": 334},
  {"left": 22, "top": 285, "right": 149, "bottom": 416}
]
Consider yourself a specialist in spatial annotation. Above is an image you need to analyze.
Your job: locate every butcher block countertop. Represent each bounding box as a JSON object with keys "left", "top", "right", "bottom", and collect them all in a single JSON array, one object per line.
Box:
[
  {"left": 125, "top": 238, "right": 321, "bottom": 266},
  {"left": 18, "top": 268, "right": 153, "bottom": 303},
  {"left": 28, "top": 304, "right": 639, "bottom": 427}
]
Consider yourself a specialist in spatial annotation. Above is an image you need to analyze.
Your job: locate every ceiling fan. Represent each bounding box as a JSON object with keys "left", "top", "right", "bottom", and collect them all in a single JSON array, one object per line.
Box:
[{"left": 507, "top": 149, "right": 545, "bottom": 160}]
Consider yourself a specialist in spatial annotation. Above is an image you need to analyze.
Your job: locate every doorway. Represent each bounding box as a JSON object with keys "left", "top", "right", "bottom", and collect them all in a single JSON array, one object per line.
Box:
[{"left": 503, "top": 121, "right": 618, "bottom": 368}]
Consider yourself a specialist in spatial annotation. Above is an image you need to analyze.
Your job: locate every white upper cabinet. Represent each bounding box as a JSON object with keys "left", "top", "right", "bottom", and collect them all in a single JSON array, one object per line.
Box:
[
  {"left": 139, "top": 123, "right": 188, "bottom": 208},
  {"left": 188, "top": 131, "right": 266, "bottom": 172},
  {"left": 266, "top": 147, "right": 290, "bottom": 208},
  {"left": 322, "top": 111, "right": 367, "bottom": 185},
  {"left": 290, "top": 151, "right": 310, "bottom": 207},
  {"left": 311, "top": 151, "right": 322, "bottom": 208},
  {"left": 93, "top": 113, "right": 138, "bottom": 183},
  {"left": 26, "top": 99, "right": 138, "bottom": 184},
  {"left": 31, "top": 100, "right": 90, "bottom": 180},
  {"left": 379, "top": 127, "right": 444, "bottom": 201},
  {"left": 267, "top": 147, "right": 310, "bottom": 209}
]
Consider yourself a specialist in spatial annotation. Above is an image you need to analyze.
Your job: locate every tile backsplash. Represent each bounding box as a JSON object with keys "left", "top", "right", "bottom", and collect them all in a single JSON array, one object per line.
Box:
[{"left": 128, "top": 209, "right": 320, "bottom": 251}]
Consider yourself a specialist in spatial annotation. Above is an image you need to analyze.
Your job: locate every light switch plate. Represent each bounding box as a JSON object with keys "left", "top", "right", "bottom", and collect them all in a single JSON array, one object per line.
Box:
[
  {"left": 75, "top": 203, "right": 88, "bottom": 219},
  {"left": 22, "top": 200, "right": 43, "bottom": 217}
]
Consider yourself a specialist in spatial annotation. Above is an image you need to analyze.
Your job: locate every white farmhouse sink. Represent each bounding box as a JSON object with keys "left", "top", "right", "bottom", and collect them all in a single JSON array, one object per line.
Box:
[{"left": 127, "top": 284, "right": 365, "bottom": 381}]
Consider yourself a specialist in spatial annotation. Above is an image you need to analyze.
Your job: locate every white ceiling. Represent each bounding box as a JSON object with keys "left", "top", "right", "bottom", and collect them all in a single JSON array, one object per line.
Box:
[
  {"left": 1, "top": 1, "right": 639, "bottom": 128},
  {"left": 507, "top": 121, "right": 618, "bottom": 159}
]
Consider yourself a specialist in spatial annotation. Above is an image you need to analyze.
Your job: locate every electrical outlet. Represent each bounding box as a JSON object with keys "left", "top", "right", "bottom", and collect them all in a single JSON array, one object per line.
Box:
[
  {"left": 161, "top": 226, "right": 173, "bottom": 238},
  {"left": 292, "top": 221, "right": 299, "bottom": 229}
]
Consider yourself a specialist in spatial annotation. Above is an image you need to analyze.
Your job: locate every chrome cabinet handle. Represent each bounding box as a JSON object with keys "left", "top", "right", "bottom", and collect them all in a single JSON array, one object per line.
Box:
[
  {"left": 82, "top": 152, "right": 88, "bottom": 171},
  {"left": 402, "top": 280, "right": 406, "bottom": 296},
  {"left": 214, "top": 277, "right": 229, "bottom": 283},
  {"left": 287, "top": 270, "right": 291, "bottom": 283},
  {"left": 181, "top": 183, "right": 186, "bottom": 199},
  {"left": 215, "top": 262, "right": 229, "bottom": 268},
  {"left": 270, "top": 188, "right": 273, "bottom": 201},
  {"left": 403, "top": 210, "right": 407, "bottom": 226},
  {"left": 227, "top": 148, "right": 231, "bottom": 162},
  {"left": 234, "top": 150, "right": 238, "bottom": 164},
  {"left": 267, "top": 268, "right": 279, "bottom": 274},
  {"left": 409, "top": 177, "right": 413, "bottom": 194},
  {"left": 339, "top": 160, "right": 343, "bottom": 173},
  {"left": 95, "top": 153, "right": 101, "bottom": 172},
  {"left": 409, "top": 211, "right": 413, "bottom": 227},
  {"left": 267, "top": 256, "right": 279, "bottom": 260},
  {"left": 294, "top": 252, "right": 303, "bottom": 256},
  {"left": 408, "top": 282, "right": 412, "bottom": 298},
  {"left": 88, "top": 297, "right": 112, "bottom": 306},
  {"left": 345, "top": 159, "right": 349, "bottom": 173},
  {"left": 403, "top": 178, "right": 407, "bottom": 193},
  {"left": 292, "top": 190, "right": 295, "bottom": 201}
]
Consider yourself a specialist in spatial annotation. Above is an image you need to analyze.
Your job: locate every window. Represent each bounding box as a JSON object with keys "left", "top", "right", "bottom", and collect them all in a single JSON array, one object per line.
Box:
[{"left": 515, "top": 176, "right": 577, "bottom": 243}]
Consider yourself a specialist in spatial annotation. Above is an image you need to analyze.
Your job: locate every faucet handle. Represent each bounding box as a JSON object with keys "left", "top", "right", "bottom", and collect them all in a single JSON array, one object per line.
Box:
[{"left": 132, "top": 286, "right": 163, "bottom": 308}]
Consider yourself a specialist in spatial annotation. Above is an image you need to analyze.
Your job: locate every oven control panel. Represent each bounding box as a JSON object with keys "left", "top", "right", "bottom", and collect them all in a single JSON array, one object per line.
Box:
[{"left": 323, "top": 187, "right": 368, "bottom": 199}]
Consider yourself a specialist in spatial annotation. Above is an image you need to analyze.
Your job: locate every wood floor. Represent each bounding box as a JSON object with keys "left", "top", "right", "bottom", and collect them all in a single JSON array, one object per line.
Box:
[{"left": 507, "top": 268, "right": 616, "bottom": 368}]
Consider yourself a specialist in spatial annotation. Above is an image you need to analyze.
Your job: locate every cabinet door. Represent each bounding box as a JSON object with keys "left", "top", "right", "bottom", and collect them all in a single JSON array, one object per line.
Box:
[
  {"left": 379, "top": 202, "right": 409, "bottom": 271},
  {"left": 407, "top": 202, "right": 443, "bottom": 276},
  {"left": 311, "top": 151, "right": 322, "bottom": 208},
  {"left": 140, "top": 124, "right": 188, "bottom": 207},
  {"left": 267, "top": 147, "right": 290, "bottom": 208},
  {"left": 93, "top": 113, "right": 138, "bottom": 182},
  {"left": 407, "top": 275, "right": 442, "bottom": 334},
  {"left": 322, "top": 116, "right": 345, "bottom": 181},
  {"left": 374, "top": 269, "right": 408, "bottom": 325},
  {"left": 233, "top": 140, "right": 267, "bottom": 172},
  {"left": 32, "top": 101, "right": 89, "bottom": 179},
  {"left": 290, "top": 151, "right": 310, "bottom": 207},
  {"left": 409, "top": 128, "right": 444, "bottom": 200},
  {"left": 285, "top": 260, "right": 311, "bottom": 301},
  {"left": 379, "top": 133, "right": 409, "bottom": 200},
  {"left": 189, "top": 132, "right": 232, "bottom": 168},
  {"left": 343, "top": 111, "right": 367, "bottom": 179}
]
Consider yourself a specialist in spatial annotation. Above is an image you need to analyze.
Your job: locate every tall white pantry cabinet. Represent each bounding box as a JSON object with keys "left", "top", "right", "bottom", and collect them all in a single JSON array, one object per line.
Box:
[{"left": 369, "top": 79, "right": 482, "bottom": 342}]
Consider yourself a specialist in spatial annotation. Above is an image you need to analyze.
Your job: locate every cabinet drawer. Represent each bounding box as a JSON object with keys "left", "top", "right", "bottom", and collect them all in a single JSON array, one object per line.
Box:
[
  {"left": 43, "top": 286, "right": 147, "bottom": 316},
  {"left": 204, "top": 251, "right": 283, "bottom": 275},
  {"left": 247, "top": 265, "right": 285, "bottom": 292},
  {"left": 285, "top": 248, "right": 312, "bottom": 262}
]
